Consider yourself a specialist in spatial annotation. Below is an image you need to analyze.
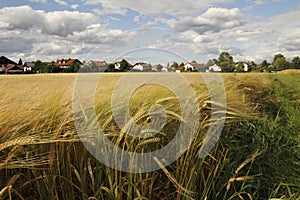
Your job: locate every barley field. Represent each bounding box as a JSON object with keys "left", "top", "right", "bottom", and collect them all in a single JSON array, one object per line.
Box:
[{"left": 0, "top": 73, "right": 299, "bottom": 199}]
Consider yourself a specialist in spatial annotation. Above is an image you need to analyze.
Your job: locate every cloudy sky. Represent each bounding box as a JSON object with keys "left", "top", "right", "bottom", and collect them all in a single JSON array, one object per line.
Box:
[{"left": 0, "top": 0, "right": 300, "bottom": 64}]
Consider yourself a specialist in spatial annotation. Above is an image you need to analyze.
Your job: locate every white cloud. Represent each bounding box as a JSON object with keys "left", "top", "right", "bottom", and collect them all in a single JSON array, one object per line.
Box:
[
  {"left": 29, "top": 0, "right": 47, "bottom": 3},
  {"left": 173, "top": 8, "right": 247, "bottom": 34},
  {"left": 0, "top": 6, "right": 134, "bottom": 61},
  {"left": 0, "top": 6, "right": 44, "bottom": 30},
  {"left": 42, "top": 11, "right": 99, "bottom": 36},
  {"left": 236, "top": 37, "right": 250, "bottom": 42},
  {"left": 54, "top": 0, "right": 68, "bottom": 6},
  {"left": 71, "top": 4, "right": 79, "bottom": 10},
  {"left": 84, "top": 0, "right": 233, "bottom": 17},
  {"left": 0, "top": 6, "right": 99, "bottom": 37}
]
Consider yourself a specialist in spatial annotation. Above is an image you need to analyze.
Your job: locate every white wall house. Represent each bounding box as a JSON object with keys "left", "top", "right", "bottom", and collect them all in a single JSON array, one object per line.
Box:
[
  {"left": 208, "top": 64, "right": 222, "bottom": 72},
  {"left": 114, "top": 62, "right": 121, "bottom": 70},
  {"left": 184, "top": 62, "right": 201, "bottom": 71},
  {"left": 243, "top": 63, "right": 249, "bottom": 72},
  {"left": 23, "top": 62, "right": 34, "bottom": 72},
  {"left": 132, "top": 64, "right": 144, "bottom": 71},
  {"left": 161, "top": 67, "right": 168, "bottom": 72}
]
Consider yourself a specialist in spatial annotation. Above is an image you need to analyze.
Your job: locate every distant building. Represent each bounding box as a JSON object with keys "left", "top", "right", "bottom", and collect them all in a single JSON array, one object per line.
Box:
[
  {"left": 208, "top": 64, "right": 222, "bottom": 72},
  {"left": 54, "top": 58, "right": 82, "bottom": 69},
  {"left": 0, "top": 56, "right": 17, "bottom": 73},
  {"left": 84, "top": 60, "right": 107, "bottom": 72},
  {"left": 4, "top": 64, "right": 24, "bottom": 74},
  {"left": 23, "top": 62, "right": 35, "bottom": 72},
  {"left": 132, "top": 62, "right": 152, "bottom": 72},
  {"left": 184, "top": 61, "right": 205, "bottom": 72}
]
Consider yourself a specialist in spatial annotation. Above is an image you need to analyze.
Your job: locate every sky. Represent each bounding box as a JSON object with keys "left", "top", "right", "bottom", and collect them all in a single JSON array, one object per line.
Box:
[{"left": 0, "top": 0, "right": 300, "bottom": 65}]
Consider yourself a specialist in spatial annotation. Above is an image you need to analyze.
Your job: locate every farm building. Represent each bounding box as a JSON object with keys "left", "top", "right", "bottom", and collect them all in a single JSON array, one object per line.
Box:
[{"left": 208, "top": 64, "right": 222, "bottom": 72}]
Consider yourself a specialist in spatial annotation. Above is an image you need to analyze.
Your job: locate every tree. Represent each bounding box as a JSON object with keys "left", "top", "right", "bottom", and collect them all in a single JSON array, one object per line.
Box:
[
  {"left": 272, "top": 54, "right": 287, "bottom": 71},
  {"left": 235, "top": 62, "right": 245, "bottom": 72},
  {"left": 34, "top": 60, "right": 50, "bottom": 73},
  {"left": 292, "top": 56, "right": 300, "bottom": 69},
  {"left": 105, "top": 64, "right": 115, "bottom": 72},
  {"left": 69, "top": 62, "right": 81, "bottom": 73},
  {"left": 157, "top": 64, "right": 163, "bottom": 72},
  {"left": 171, "top": 61, "right": 179, "bottom": 69},
  {"left": 218, "top": 52, "right": 235, "bottom": 72},
  {"left": 205, "top": 59, "right": 215, "bottom": 67},
  {"left": 260, "top": 60, "right": 269, "bottom": 72},
  {"left": 18, "top": 58, "right": 23, "bottom": 65},
  {"left": 249, "top": 61, "right": 256, "bottom": 71},
  {"left": 120, "top": 59, "right": 129, "bottom": 72}
]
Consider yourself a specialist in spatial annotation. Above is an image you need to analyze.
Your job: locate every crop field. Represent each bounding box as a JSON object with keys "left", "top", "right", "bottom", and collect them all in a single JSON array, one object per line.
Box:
[{"left": 0, "top": 72, "right": 299, "bottom": 200}]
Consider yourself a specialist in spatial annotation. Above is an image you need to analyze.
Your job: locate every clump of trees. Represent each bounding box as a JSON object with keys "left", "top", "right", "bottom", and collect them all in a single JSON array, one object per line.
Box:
[{"left": 213, "top": 52, "right": 300, "bottom": 72}]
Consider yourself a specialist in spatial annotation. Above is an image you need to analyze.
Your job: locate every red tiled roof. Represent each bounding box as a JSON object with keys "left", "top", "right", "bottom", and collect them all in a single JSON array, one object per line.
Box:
[
  {"left": 92, "top": 61, "right": 106, "bottom": 67},
  {"left": 4, "top": 65, "right": 23, "bottom": 71},
  {"left": 135, "top": 62, "right": 151, "bottom": 67},
  {"left": 186, "top": 62, "right": 205, "bottom": 69},
  {"left": 54, "top": 59, "right": 81, "bottom": 66}
]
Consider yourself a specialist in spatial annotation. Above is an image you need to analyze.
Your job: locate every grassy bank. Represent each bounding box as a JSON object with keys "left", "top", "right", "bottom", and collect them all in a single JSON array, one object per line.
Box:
[{"left": 0, "top": 73, "right": 299, "bottom": 199}]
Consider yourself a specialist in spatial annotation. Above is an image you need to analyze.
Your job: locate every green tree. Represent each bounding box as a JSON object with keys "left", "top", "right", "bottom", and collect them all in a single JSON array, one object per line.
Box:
[
  {"left": 260, "top": 60, "right": 269, "bottom": 72},
  {"left": 105, "top": 64, "right": 115, "bottom": 72},
  {"left": 157, "top": 64, "right": 163, "bottom": 71},
  {"left": 34, "top": 60, "right": 50, "bottom": 73},
  {"left": 69, "top": 62, "right": 81, "bottom": 73},
  {"left": 120, "top": 59, "right": 129, "bottom": 72},
  {"left": 292, "top": 56, "right": 300, "bottom": 69},
  {"left": 272, "top": 54, "right": 287, "bottom": 71},
  {"left": 218, "top": 52, "right": 235, "bottom": 72},
  {"left": 235, "top": 62, "right": 245, "bottom": 72},
  {"left": 18, "top": 58, "right": 23, "bottom": 65},
  {"left": 205, "top": 59, "right": 215, "bottom": 67},
  {"left": 171, "top": 61, "right": 179, "bottom": 69},
  {"left": 267, "top": 64, "right": 275, "bottom": 72}
]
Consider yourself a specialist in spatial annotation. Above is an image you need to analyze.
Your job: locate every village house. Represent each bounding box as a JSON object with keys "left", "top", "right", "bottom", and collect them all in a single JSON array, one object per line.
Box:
[
  {"left": 184, "top": 61, "right": 205, "bottom": 72},
  {"left": 114, "top": 60, "right": 132, "bottom": 71},
  {"left": 207, "top": 64, "right": 222, "bottom": 72},
  {"left": 114, "top": 61, "right": 121, "bottom": 70},
  {"left": 23, "top": 62, "right": 35, "bottom": 72},
  {"left": 4, "top": 65, "right": 24, "bottom": 74},
  {"left": 54, "top": 58, "right": 82, "bottom": 69},
  {"left": 0, "top": 56, "right": 17, "bottom": 73},
  {"left": 84, "top": 60, "right": 107, "bottom": 72},
  {"left": 132, "top": 62, "right": 152, "bottom": 72}
]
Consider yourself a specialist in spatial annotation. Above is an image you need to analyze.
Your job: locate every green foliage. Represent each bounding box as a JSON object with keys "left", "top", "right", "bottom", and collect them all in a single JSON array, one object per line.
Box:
[
  {"left": 260, "top": 60, "right": 270, "bottom": 72},
  {"left": 217, "top": 52, "right": 235, "bottom": 72},
  {"left": 34, "top": 60, "right": 51, "bottom": 73},
  {"left": 292, "top": 56, "right": 300, "bottom": 69},
  {"left": 171, "top": 61, "right": 179, "bottom": 69},
  {"left": 235, "top": 62, "right": 245, "bottom": 72},
  {"left": 272, "top": 54, "right": 288, "bottom": 71},
  {"left": 18, "top": 58, "right": 22, "bottom": 65}
]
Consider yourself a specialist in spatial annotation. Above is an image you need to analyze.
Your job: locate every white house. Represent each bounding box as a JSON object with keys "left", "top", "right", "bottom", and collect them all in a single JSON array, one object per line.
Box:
[
  {"left": 23, "top": 62, "right": 34, "bottom": 72},
  {"left": 114, "top": 62, "right": 121, "bottom": 70},
  {"left": 132, "top": 64, "right": 143, "bottom": 71},
  {"left": 132, "top": 63, "right": 151, "bottom": 71},
  {"left": 161, "top": 67, "right": 169, "bottom": 72},
  {"left": 208, "top": 64, "right": 222, "bottom": 72}
]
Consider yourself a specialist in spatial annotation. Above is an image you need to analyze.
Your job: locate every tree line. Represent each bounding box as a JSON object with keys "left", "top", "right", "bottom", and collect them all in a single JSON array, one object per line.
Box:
[{"left": 212, "top": 52, "right": 300, "bottom": 72}]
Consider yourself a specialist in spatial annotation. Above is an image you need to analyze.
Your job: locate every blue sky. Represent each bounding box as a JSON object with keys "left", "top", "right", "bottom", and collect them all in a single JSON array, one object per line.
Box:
[{"left": 0, "top": 0, "right": 300, "bottom": 65}]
